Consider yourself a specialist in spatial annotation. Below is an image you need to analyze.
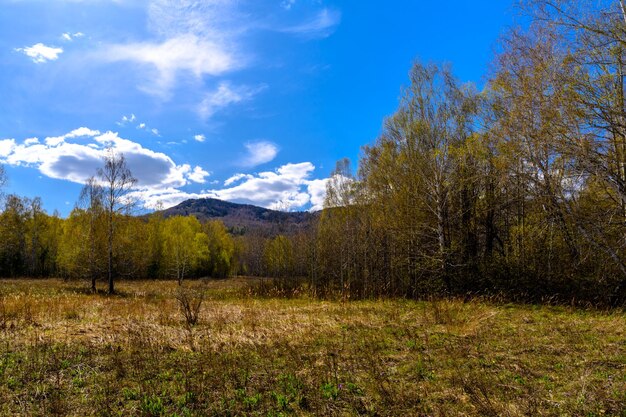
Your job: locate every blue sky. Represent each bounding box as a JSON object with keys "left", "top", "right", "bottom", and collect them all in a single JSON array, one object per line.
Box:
[{"left": 0, "top": 0, "right": 517, "bottom": 215}]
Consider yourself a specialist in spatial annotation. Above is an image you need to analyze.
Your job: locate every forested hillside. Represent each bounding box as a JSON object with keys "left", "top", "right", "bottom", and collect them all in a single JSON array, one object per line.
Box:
[{"left": 158, "top": 198, "right": 317, "bottom": 236}]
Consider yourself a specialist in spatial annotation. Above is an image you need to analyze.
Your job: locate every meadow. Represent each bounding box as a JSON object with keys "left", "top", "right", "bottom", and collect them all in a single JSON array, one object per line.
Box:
[{"left": 0, "top": 278, "right": 623, "bottom": 416}]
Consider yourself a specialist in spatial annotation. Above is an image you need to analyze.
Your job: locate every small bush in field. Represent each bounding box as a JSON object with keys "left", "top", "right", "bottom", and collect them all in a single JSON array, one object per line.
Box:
[{"left": 175, "top": 286, "right": 205, "bottom": 326}]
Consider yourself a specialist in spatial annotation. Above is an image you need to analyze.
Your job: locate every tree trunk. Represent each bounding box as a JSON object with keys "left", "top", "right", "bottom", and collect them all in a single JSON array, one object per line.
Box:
[
  {"left": 108, "top": 210, "right": 114, "bottom": 295},
  {"left": 435, "top": 181, "right": 450, "bottom": 291}
]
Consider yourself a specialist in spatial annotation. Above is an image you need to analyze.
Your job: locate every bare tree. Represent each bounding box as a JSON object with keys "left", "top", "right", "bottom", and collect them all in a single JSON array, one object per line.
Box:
[
  {"left": 98, "top": 150, "right": 137, "bottom": 294},
  {"left": 0, "top": 164, "right": 6, "bottom": 203}
]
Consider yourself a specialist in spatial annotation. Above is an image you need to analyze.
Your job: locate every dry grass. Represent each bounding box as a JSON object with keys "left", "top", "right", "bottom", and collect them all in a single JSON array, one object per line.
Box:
[{"left": 0, "top": 278, "right": 624, "bottom": 416}]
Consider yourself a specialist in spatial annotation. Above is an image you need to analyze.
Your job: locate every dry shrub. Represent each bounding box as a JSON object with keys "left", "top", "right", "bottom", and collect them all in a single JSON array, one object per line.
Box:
[{"left": 175, "top": 286, "right": 205, "bottom": 327}]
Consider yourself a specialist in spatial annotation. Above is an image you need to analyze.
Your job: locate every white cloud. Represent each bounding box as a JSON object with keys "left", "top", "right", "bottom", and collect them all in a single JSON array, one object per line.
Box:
[
  {"left": 188, "top": 166, "right": 210, "bottom": 183},
  {"left": 224, "top": 173, "right": 253, "bottom": 186},
  {"left": 4, "top": 129, "right": 330, "bottom": 212},
  {"left": 194, "top": 134, "right": 205, "bottom": 143},
  {"left": 117, "top": 115, "right": 159, "bottom": 135},
  {"left": 132, "top": 162, "right": 327, "bottom": 211},
  {"left": 147, "top": 0, "right": 241, "bottom": 39},
  {"left": 121, "top": 114, "right": 136, "bottom": 124},
  {"left": 0, "top": 128, "right": 202, "bottom": 191},
  {"left": 307, "top": 178, "right": 328, "bottom": 211},
  {"left": 66, "top": 127, "right": 101, "bottom": 139},
  {"left": 281, "top": 8, "right": 341, "bottom": 38},
  {"left": 241, "top": 140, "right": 278, "bottom": 167},
  {"left": 0, "top": 139, "right": 17, "bottom": 159},
  {"left": 198, "top": 82, "right": 265, "bottom": 119},
  {"left": 97, "top": 0, "right": 247, "bottom": 97},
  {"left": 89, "top": 0, "right": 338, "bottom": 104},
  {"left": 15, "top": 43, "right": 64, "bottom": 63},
  {"left": 24, "top": 137, "right": 40, "bottom": 145},
  {"left": 44, "top": 127, "right": 101, "bottom": 146},
  {"left": 103, "top": 34, "right": 241, "bottom": 97},
  {"left": 212, "top": 162, "right": 317, "bottom": 210},
  {"left": 62, "top": 32, "right": 84, "bottom": 41}
]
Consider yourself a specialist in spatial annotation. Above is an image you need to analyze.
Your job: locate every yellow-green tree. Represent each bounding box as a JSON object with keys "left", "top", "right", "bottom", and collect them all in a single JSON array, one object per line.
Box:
[
  {"left": 57, "top": 208, "right": 107, "bottom": 283},
  {"left": 263, "top": 235, "right": 294, "bottom": 281},
  {"left": 146, "top": 210, "right": 165, "bottom": 278},
  {"left": 202, "top": 220, "right": 235, "bottom": 278},
  {"left": 162, "top": 216, "right": 208, "bottom": 284},
  {"left": 0, "top": 195, "right": 27, "bottom": 276}
]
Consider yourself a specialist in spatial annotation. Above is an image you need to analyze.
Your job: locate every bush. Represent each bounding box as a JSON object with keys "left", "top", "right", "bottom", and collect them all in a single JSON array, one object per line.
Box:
[{"left": 175, "top": 286, "right": 205, "bottom": 326}]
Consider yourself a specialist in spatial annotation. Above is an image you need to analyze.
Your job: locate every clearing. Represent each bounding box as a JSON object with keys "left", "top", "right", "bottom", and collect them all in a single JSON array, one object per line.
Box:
[{"left": 0, "top": 278, "right": 623, "bottom": 416}]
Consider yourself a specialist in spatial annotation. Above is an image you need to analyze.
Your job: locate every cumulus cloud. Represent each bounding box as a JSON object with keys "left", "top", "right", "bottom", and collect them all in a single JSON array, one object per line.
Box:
[
  {"left": 224, "top": 173, "right": 253, "bottom": 186},
  {"left": 194, "top": 134, "right": 206, "bottom": 143},
  {"left": 0, "top": 127, "right": 206, "bottom": 191},
  {"left": 2, "top": 129, "right": 326, "bottom": 212},
  {"left": 15, "top": 43, "right": 63, "bottom": 63},
  {"left": 198, "top": 82, "right": 265, "bottom": 119},
  {"left": 306, "top": 178, "right": 328, "bottom": 211},
  {"left": 281, "top": 8, "right": 341, "bottom": 38},
  {"left": 66, "top": 127, "right": 101, "bottom": 139},
  {"left": 187, "top": 166, "right": 210, "bottom": 183},
  {"left": 44, "top": 127, "right": 101, "bottom": 146},
  {"left": 136, "top": 161, "right": 324, "bottom": 211},
  {"left": 241, "top": 140, "right": 278, "bottom": 167},
  {"left": 213, "top": 162, "right": 315, "bottom": 209},
  {"left": 0, "top": 139, "right": 16, "bottom": 158}
]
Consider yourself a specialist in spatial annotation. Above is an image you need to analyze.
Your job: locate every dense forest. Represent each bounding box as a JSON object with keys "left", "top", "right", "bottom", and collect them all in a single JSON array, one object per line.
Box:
[{"left": 1, "top": 0, "right": 625, "bottom": 306}]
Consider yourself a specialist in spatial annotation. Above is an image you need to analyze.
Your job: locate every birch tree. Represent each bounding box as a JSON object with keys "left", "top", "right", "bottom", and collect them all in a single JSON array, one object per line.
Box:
[{"left": 98, "top": 150, "right": 136, "bottom": 294}]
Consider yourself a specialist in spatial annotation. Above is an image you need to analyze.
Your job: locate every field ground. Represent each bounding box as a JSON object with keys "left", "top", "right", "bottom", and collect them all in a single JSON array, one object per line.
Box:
[{"left": 0, "top": 278, "right": 624, "bottom": 416}]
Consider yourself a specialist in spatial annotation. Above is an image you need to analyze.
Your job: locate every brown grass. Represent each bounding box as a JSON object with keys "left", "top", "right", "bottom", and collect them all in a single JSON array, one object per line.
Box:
[{"left": 0, "top": 278, "right": 623, "bottom": 416}]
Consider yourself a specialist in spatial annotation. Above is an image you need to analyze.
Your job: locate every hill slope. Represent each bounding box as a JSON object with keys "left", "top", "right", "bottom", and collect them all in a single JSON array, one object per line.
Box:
[{"left": 158, "top": 198, "right": 317, "bottom": 236}]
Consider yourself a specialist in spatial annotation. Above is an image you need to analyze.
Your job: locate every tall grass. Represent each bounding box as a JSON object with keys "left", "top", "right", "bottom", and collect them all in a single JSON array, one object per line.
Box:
[{"left": 0, "top": 278, "right": 623, "bottom": 416}]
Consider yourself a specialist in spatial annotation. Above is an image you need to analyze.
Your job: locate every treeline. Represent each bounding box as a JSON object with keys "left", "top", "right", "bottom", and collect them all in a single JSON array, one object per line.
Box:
[
  {"left": 306, "top": 0, "right": 626, "bottom": 305},
  {"left": 0, "top": 194, "right": 229, "bottom": 280},
  {"left": 0, "top": 187, "right": 315, "bottom": 286},
  {"left": 0, "top": 161, "right": 312, "bottom": 288}
]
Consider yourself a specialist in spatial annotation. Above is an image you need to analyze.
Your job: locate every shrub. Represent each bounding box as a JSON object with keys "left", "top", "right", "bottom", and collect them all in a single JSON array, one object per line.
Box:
[{"left": 175, "top": 286, "right": 205, "bottom": 326}]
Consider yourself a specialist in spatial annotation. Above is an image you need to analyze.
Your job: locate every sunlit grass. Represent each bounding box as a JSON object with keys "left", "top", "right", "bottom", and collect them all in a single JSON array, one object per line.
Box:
[{"left": 0, "top": 278, "right": 623, "bottom": 416}]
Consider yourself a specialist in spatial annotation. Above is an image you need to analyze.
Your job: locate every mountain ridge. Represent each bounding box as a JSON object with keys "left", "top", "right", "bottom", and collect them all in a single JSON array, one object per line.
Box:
[{"left": 156, "top": 198, "right": 318, "bottom": 236}]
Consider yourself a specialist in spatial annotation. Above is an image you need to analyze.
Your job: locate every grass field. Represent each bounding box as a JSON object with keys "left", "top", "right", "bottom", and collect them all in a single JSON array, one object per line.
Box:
[{"left": 0, "top": 278, "right": 623, "bottom": 416}]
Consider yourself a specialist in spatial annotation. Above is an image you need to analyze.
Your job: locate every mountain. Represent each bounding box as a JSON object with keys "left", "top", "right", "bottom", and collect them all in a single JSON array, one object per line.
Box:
[{"left": 157, "top": 198, "right": 318, "bottom": 236}]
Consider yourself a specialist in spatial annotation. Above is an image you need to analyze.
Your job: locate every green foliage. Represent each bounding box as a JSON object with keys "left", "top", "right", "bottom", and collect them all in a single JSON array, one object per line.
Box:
[
  {"left": 263, "top": 235, "right": 294, "bottom": 278},
  {"left": 202, "top": 220, "right": 236, "bottom": 278},
  {"left": 162, "top": 216, "right": 206, "bottom": 283},
  {"left": 140, "top": 394, "right": 165, "bottom": 416}
]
